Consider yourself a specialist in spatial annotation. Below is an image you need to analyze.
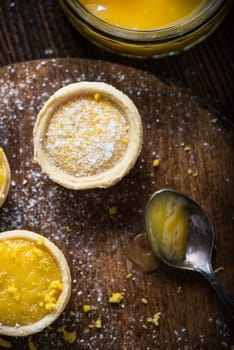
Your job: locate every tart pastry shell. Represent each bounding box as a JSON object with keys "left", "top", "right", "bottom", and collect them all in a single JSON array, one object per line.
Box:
[
  {"left": 0, "top": 230, "right": 71, "bottom": 337},
  {"left": 33, "top": 82, "right": 143, "bottom": 190}
]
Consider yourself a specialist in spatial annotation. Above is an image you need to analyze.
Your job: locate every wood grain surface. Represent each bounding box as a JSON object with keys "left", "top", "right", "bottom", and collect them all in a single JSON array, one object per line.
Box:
[
  {"left": 0, "top": 1, "right": 233, "bottom": 122},
  {"left": 0, "top": 58, "right": 233, "bottom": 349}
]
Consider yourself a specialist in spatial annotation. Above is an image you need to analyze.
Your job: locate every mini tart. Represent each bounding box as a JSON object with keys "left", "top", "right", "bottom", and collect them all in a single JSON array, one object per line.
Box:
[
  {"left": 33, "top": 82, "right": 143, "bottom": 189},
  {"left": 0, "top": 230, "right": 71, "bottom": 337},
  {"left": 0, "top": 147, "right": 11, "bottom": 208}
]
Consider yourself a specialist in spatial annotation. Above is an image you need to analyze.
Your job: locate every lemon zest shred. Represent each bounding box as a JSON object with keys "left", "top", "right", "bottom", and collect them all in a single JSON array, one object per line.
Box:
[
  {"left": 208, "top": 118, "right": 218, "bottom": 124},
  {"left": 57, "top": 326, "right": 77, "bottom": 344},
  {"left": 37, "top": 237, "right": 45, "bottom": 246},
  {"left": 214, "top": 266, "right": 224, "bottom": 274},
  {"left": 121, "top": 137, "right": 128, "bottom": 144},
  {"left": 0, "top": 337, "right": 12, "bottom": 348},
  {"left": 147, "top": 312, "right": 161, "bottom": 327},
  {"left": 6, "top": 284, "right": 21, "bottom": 301},
  {"left": 109, "top": 206, "right": 117, "bottom": 215},
  {"left": 28, "top": 338, "right": 38, "bottom": 350},
  {"left": 108, "top": 292, "right": 123, "bottom": 304},
  {"left": 152, "top": 159, "right": 160, "bottom": 167},
  {"left": 83, "top": 304, "right": 91, "bottom": 313},
  {"left": 94, "top": 93, "right": 101, "bottom": 101},
  {"left": 95, "top": 318, "right": 102, "bottom": 328}
]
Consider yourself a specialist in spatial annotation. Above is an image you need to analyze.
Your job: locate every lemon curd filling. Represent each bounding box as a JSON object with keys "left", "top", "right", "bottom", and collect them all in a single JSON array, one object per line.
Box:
[
  {"left": 79, "top": 0, "right": 211, "bottom": 30},
  {"left": 147, "top": 192, "right": 189, "bottom": 261},
  {"left": 44, "top": 94, "right": 129, "bottom": 177},
  {"left": 0, "top": 239, "right": 63, "bottom": 327}
]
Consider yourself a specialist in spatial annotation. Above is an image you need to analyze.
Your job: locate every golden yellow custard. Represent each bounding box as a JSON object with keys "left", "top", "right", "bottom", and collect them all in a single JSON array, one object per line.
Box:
[
  {"left": 33, "top": 82, "right": 143, "bottom": 190},
  {"left": 80, "top": 0, "right": 210, "bottom": 30},
  {"left": 0, "top": 147, "right": 11, "bottom": 208},
  {"left": 146, "top": 191, "right": 189, "bottom": 261},
  {"left": 0, "top": 230, "right": 71, "bottom": 337}
]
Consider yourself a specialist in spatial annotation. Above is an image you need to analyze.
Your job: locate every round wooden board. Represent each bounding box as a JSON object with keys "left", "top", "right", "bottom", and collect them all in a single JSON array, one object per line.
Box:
[{"left": 0, "top": 58, "right": 233, "bottom": 349}]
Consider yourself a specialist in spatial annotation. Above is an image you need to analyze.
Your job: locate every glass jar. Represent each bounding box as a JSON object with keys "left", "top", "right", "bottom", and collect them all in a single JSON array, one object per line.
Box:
[{"left": 59, "top": 0, "right": 233, "bottom": 58}]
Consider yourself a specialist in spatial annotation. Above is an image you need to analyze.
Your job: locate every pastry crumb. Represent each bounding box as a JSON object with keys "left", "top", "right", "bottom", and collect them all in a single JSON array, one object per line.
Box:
[
  {"left": 208, "top": 118, "right": 218, "bottom": 124},
  {"left": 177, "top": 286, "right": 183, "bottom": 294},
  {"left": 141, "top": 297, "right": 148, "bottom": 304}
]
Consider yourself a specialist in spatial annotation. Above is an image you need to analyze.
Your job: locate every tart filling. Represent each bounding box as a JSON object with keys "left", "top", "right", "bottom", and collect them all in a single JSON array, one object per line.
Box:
[
  {"left": 0, "top": 147, "right": 11, "bottom": 208},
  {"left": 0, "top": 230, "right": 71, "bottom": 337},
  {"left": 33, "top": 82, "right": 143, "bottom": 189}
]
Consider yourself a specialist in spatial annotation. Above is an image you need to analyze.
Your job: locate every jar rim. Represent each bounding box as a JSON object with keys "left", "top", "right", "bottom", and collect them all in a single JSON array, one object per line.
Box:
[{"left": 65, "top": 0, "right": 228, "bottom": 40}]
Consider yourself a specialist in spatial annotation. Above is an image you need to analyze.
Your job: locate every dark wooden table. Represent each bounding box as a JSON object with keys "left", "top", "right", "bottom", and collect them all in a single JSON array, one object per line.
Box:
[
  {"left": 0, "top": 1, "right": 233, "bottom": 121},
  {"left": 0, "top": 2, "right": 233, "bottom": 350}
]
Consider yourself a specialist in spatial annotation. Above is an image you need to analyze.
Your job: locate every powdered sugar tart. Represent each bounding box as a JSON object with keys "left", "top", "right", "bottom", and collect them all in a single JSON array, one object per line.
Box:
[
  {"left": 0, "top": 230, "right": 71, "bottom": 336},
  {"left": 33, "top": 82, "right": 143, "bottom": 189}
]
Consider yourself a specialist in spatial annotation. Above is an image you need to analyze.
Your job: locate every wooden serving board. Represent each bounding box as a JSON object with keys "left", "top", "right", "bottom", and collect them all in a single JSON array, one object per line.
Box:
[{"left": 0, "top": 58, "right": 233, "bottom": 349}]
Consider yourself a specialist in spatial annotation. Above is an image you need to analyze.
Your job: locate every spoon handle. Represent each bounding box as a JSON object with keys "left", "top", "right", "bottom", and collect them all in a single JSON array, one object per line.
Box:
[{"left": 199, "top": 263, "right": 234, "bottom": 320}]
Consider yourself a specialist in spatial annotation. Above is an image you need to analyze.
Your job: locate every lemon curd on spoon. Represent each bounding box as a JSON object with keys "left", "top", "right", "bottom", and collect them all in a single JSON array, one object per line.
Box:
[
  {"left": 146, "top": 191, "right": 189, "bottom": 262},
  {"left": 0, "top": 230, "right": 71, "bottom": 336}
]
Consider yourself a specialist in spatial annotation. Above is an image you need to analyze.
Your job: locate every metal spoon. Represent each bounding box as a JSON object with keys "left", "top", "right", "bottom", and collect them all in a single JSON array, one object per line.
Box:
[{"left": 145, "top": 188, "right": 234, "bottom": 319}]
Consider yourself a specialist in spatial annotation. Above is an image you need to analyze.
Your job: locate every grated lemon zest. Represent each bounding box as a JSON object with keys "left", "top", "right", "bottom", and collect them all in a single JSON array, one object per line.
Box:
[
  {"left": 108, "top": 292, "right": 123, "bottom": 304},
  {"left": 109, "top": 206, "right": 117, "bottom": 215}
]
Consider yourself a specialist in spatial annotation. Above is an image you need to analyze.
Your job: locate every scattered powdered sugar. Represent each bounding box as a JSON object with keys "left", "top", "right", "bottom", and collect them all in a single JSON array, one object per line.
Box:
[{"left": 0, "top": 59, "right": 233, "bottom": 349}]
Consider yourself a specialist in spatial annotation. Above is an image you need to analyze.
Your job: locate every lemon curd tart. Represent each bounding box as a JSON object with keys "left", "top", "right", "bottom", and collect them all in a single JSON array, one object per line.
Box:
[
  {"left": 33, "top": 82, "right": 143, "bottom": 189},
  {"left": 0, "top": 230, "right": 71, "bottom": 337},
  {"left": 0, "top": 147, "right": 11, "bottom": 208}
]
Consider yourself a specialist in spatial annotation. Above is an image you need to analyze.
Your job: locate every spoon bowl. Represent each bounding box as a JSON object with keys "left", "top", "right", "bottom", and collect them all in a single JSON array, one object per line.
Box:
[{"left": 145, "top": 188, "right": 234, "bottom": 319}]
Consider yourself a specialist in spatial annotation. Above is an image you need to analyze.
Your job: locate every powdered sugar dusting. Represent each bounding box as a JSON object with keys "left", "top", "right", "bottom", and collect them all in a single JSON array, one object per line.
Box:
[
  {"left": 44, "top": 96, "right": 128, "bottom": 176},
  {"left": 0, "top": 59, "right": 233, "bottom": 349}
]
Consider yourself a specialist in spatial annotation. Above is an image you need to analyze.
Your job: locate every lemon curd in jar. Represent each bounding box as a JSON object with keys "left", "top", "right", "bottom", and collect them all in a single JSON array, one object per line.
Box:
[
  {"left": 59, "top": 0, "right": 231, "bottom": 57},
  {"left": 80, "top": 0, "right": 210, "bottom": 30},
  {"left": 0, "top": 238, "right": 62, "bottom": 327}
]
